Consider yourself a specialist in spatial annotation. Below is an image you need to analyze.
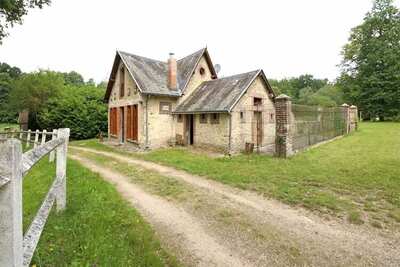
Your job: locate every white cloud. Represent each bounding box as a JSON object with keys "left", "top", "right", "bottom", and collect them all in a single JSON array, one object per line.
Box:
[{"left": 1, "top": 0, "right": 398, "bottom": 82}]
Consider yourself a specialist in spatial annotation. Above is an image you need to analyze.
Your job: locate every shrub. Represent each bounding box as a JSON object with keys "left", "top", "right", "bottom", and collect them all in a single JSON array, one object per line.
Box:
[{"left": 38, "top": 85, "right": 107, "bottom": 140}]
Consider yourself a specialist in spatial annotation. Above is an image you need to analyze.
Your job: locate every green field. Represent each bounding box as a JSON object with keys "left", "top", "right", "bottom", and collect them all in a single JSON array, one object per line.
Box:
[
  {"left": 72, "top": 122, "right": 400, "bottom": 229},
  {"left": 24, "top": 158, "right": 179, "bottom": 266}
]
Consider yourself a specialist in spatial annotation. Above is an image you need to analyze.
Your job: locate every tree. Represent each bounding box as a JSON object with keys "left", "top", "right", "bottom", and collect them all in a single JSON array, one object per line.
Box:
[
  {"left": 0, "top": 0, "right": 51, "bottom": 43},
  {"left": 339, "top": 0, "right": 400, "bottom": 120},
  {"left": 8, "top": 70, "right": 64, "bottom": 115},
  {"left": 62, "top": 71, "right": 85, "bottom": 86},
  {"left": 38, "top": 85, "right": 108, "bottom": 139},
  {"left": 0, "top": 62, "right": 22, "bottom": 122}
]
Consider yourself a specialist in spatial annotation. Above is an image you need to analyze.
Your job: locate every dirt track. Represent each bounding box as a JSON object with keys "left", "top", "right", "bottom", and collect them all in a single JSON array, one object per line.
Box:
[{"left": 70, "top": 146, "right": 400, "bottom": 267}]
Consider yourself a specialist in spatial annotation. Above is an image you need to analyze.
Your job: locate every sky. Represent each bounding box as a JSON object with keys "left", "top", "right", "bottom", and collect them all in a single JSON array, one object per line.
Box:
[{"left": 1, "top": 0, "right": 399, "bottom": 83}]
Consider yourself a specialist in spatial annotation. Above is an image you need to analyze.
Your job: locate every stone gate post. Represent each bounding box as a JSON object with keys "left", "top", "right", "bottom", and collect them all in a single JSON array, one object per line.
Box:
[{"left": 275, "top": 94, "right": 293, "bottom": 158}]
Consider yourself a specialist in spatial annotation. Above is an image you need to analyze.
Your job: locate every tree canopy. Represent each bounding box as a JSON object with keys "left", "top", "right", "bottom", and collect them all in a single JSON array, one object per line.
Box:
[
  {"left": 339, "top": 0, "right": 400, "bottom": 120},
  {"left": 0, "top": 0, "right": 51, "bottom": 43},
  {"left": 0, "top": 62, "right": 21, "bottom": 122}
]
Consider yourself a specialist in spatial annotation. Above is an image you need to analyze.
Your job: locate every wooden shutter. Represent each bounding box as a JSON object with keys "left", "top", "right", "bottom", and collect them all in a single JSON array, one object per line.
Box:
[{"left": 127, "top": 106, "right": 132, "bottom": 140}]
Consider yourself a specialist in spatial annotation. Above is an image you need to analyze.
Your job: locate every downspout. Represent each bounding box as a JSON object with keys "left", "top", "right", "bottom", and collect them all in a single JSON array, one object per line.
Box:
[
  {"left": 145, "top": 95, "right": 149, "bottom": 149},
  {"left": 228, "top": 112, "right": 232, "bottom": 156}
]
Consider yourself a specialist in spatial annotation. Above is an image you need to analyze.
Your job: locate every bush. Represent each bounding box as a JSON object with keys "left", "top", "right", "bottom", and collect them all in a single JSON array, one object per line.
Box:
[{"left": 38, "top": 85, "right": 107, "bottom": 140}]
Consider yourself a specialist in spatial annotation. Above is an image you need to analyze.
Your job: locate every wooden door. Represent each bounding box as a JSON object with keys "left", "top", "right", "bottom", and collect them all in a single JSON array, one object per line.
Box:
[
  {"left": 252, "top": 111, "right": 263, "bottom": 146},
  {"left": 126, "top": 105, "right": 138, "bottom": 141},
  {"left": 120, "top": 107, "right": 125, "bottom": 142}
]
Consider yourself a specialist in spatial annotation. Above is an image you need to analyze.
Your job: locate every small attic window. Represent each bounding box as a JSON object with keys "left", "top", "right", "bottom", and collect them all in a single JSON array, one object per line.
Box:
[
  {"left": 240, "top": 111, "right": 245, "bottom": 123},
  {"left": 254, "top": 97, "right": 262, "bottom": 106},
  {"left": 199, "top": 67, "right": 205, "bottom": 76}
]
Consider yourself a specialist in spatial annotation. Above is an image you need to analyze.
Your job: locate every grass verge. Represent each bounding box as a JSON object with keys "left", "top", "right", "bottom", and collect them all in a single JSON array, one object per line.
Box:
[{"left": 23, "top": 158, "right": 179, "bottom": 266}]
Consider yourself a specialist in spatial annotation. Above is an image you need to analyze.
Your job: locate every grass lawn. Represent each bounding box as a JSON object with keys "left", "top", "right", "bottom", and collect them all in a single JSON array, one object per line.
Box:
[
  {"left": 71, "top": 122, "right": 400, "bottom": 229},
  {"left": 0, "top": 123, "right": 19, "bottom": 131},
  {"left": 23, "top": 158, "right": 179, "bottom": 266}
]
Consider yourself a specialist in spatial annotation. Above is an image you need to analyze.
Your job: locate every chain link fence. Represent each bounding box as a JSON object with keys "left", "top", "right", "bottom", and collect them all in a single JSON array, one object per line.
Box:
[{"left": 291, "top": 104, "right": 346, "bottom": 151}]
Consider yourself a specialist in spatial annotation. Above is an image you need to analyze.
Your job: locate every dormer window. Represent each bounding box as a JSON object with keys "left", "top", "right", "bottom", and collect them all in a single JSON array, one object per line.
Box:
[{"left": 120, "top": 67, "right": 125, "bottom": 98}]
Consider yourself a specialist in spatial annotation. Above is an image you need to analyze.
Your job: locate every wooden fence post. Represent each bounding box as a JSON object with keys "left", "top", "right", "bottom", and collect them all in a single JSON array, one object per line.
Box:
[
  {"left": 41, "top": 130, "right": 47, "bottom": 146},
  {"left": 55, "top": 128, "right": 70, "bottom": 211},
  {"left": 49, "top": 129, "right": 57, "bottom": 162},
  {"left": 34, "top": 130, "right": 39, "bottom": 148},
  {"left": 0, "top": 139, "right": 23, "bottom": 267},
  {"left": 26, "top": 130, "right": 31, "bottom": 148}
]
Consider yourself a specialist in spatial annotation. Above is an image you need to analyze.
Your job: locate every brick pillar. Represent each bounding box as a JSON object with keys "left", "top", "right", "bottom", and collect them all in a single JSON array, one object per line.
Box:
[
  {"left": 341, "top": 103, "right": 350, "bottom": 134},
  {"left": 275, "top": 94, "right": 293, "bottom": 158}
]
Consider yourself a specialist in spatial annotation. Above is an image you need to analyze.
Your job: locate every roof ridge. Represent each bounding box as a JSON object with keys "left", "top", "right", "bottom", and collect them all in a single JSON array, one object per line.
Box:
[
  {"left": 177, "top": 47, "right": 206, "bottom": 62},
  {"left": 204, "top": 69, "right": 261, "bottom": 82},
  {"left": 117, "top": 50, "right": 166, "bottom": 64}
]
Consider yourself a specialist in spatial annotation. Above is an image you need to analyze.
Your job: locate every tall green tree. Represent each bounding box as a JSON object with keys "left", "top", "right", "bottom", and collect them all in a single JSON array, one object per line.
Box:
[
  {"left": 0, "top": 62, "right": 21, "bottom": 122},
  {"left": 62, "top": 71, "right": 85, "bottom": 86},
  {"left": 8, "top": 70, "right": 64, "bottom": 114},
  {"left": 0, "top": 0, "right": 51, "bottom": 43},
  {"left": 339, "top": 0, "right": 400, "bottom": 120}
]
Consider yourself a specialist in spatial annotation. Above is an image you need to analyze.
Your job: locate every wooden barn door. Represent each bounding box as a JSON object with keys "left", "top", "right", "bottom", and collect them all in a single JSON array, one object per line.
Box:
[
  {"left": 252, "top": 111, "right": 263, "bottom": 147},
  {"left": 126, "top": 105, "right": 138, "bottom": 142},
  {"left": 132, "top": 105, "right": 138, "bottom": 141}
]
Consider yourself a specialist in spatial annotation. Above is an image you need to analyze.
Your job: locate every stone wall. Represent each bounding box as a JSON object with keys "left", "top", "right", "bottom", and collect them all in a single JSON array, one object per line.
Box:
[
  {"left": 230, "top": 76, "right": 276, "bottom": 154},
  {"left": 193, "top": 113, "right": 230, "bottom": 152},
  {"left": 146, "top": 96, "right": 177, "bottom": 149}
]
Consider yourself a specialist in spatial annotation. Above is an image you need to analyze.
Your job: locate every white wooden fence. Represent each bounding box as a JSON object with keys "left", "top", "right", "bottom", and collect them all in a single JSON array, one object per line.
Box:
[{"left": 0, "top": 128, "right": 70, "bottom": 267}]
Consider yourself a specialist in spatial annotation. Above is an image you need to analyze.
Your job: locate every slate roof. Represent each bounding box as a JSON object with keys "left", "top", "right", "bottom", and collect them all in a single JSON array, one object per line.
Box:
[
  {"left": 104, "top": 48, "right": 216, "bottom": 101},
  {"left": 174, "top": 70, "right": 265, "bottom": 113}
]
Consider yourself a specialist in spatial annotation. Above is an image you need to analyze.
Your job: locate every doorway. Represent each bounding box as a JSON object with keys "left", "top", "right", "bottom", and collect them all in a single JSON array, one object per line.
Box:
[
  {"left": 127, "top": 105, "right": 138, "bottom": 142},
  {"left": 252, "top": 111, "right": 263, "bottom": 147},
  {"left": 120, "top": 107, "right": 125, "bottom": 143},
  {"left": 185, "top": 114, "right": 194, "bottom": 145}
]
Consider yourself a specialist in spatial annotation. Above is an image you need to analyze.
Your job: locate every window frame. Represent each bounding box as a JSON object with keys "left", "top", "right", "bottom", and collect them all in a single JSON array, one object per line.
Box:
[
  {"left": 159, "top": 102, "right": 172, "bottom": 114},
  {"left": 199, "top": 113, "right": 208, "bottom": 124},
  {"left": 240, "top": 111, "right": 245, "bottom": 123},
  {"left": 253, "top": 97, "right": 262, "bottom": 106},
  {"left": 199, "top": 67, "right": 205, "bottom": 76},
  {"left": 120, "top": 67, "right": 125, "bottom": 98},
  {"left": 210, "top": 113, "right": 220, "bottom": 124}
]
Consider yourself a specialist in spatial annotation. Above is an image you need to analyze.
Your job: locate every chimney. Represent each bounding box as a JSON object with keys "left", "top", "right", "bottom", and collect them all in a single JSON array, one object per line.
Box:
[{"left": 168, "top": 53, "right": 177, "bottom": 90}]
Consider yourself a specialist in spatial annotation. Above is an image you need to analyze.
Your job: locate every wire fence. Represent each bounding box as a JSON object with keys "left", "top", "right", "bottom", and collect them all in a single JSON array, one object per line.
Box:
[{"left": 291, "top": 104, "right": 346, "bottom": 151}]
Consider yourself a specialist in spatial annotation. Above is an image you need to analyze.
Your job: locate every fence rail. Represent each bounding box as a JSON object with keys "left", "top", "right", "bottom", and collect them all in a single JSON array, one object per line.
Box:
[{"left": 0, "top": 128, "right": 70, "bottom": 267}]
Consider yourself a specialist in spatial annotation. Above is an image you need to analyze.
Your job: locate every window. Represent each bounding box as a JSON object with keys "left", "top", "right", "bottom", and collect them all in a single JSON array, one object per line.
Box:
[
  {"left": 210, "top": 113, "right": 219, "bottom": 124},
  {"left": 120, "top": 67, "right": 125, "bottom": 98},
  {"left": 254, "top": 97, "right": 262, "bottom": 106},
  {"left": 177, "top": 114, "right": 183, "bottom": 123},
  {"left": 199, "top": 67, "right": 205, "bottom": 76},
  {"left": 200, "top": 114, "right": 207, "bottom": 123},
  {"left": 240, "top": 111, "right": 245, "bottom": 123},
  {"left": 159, "top": 102, "right": 172, "bottom": 114},
  {"left": 270, "top": 113, "right": 275, "bottom": 123}
]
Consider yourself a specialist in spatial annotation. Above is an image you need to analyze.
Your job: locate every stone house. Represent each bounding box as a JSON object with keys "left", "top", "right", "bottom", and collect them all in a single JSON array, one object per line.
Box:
[{"left": 104, "top": 48, "right": 277, "bottom": 154}]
